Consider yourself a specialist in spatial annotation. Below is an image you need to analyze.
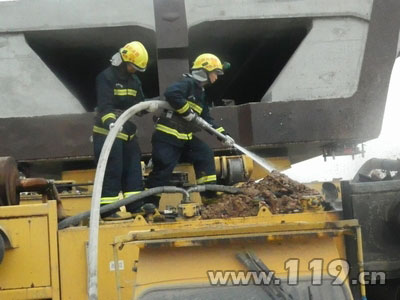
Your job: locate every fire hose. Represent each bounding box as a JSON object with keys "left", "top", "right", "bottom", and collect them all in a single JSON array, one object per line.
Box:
[{"left": 87, "top": 100, "right": 234, "bottom": 299}]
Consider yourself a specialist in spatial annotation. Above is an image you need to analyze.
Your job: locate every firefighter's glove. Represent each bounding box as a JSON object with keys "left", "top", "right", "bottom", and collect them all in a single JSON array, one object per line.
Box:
[
  {"left": 146, "top": 102, "right": 158, "bottom": 113},
  {"left": 222, "top": 134, "right": 235, "bottom": 147},
  {"left": 109, "top": 123, "right": 123, "bottom": 133},
  {"left": 182, "top": 110, "right": 197, "bottom": 122}
]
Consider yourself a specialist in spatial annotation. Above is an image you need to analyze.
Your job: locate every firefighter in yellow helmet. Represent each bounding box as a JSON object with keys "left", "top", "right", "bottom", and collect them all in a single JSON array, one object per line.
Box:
[
  {"left": 146, "top": 53, "right": 234, "bottom": 207},
  {"left": 92, "top": 41, "right": 155, "bottom": 219}
]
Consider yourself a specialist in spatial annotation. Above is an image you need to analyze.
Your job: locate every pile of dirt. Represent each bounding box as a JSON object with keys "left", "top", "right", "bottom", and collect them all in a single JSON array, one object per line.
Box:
[{"left": 201, "top": 171, "right": 322, "bottom": 219}]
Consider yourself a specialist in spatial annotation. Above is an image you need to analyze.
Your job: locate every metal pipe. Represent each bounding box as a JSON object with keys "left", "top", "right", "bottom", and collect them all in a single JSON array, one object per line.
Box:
[
  {"left": 356, "top": 226, "right": 367, "bottom": 300},
  {"left": 87, "top": 100, "right": 171, "bottom": 300},
  {"left": 58, "top": 186, "right": 189, "bottom": 230},
  {"left": 193, "top": 116, "right": 228, "bottom": 141}
]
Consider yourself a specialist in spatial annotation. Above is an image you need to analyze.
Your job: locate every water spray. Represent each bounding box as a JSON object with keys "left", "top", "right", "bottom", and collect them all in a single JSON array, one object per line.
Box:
[{"left": 193, "top": 116, "right": 275, "bottom": 172}]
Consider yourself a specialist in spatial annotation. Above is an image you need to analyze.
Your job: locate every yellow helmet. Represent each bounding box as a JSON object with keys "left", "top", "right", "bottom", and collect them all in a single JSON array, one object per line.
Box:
[
  {"left": 192, "top": 53, "right": 224, "bottom": 75},
  {"left": 119, "top": 41, "right": 148, "bottom": 72}
]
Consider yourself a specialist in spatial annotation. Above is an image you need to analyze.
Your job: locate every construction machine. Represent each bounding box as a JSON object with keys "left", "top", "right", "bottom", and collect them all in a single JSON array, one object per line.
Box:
[{"left": 0, "top": 0, "right": 399, "bottom": 299}]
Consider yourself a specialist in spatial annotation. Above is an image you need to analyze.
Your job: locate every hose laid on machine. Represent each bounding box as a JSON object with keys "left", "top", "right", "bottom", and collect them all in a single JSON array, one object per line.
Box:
[
  {"left": 58, "top": 186, "right": 189, "bottom": 230},
  {"left": 186, "top": 184, "right": 242, "bottom": 199},
  {"left": 87, "top": 100, "right": 171, "bottom": 300},
  {"left": 59, "top": 185, "right": 240, "bottom": 229}
]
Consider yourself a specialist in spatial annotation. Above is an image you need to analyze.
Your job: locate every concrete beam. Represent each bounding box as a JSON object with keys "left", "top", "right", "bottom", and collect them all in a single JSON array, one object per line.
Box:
[
  {"left": 0, "top": 33, "right": 84, "bottom": 118},
  {"left": 263, "top": 18, "right": 369, "bottom": 102},
  {"left": 0, "top": 0, "right": 371, "bottom": 33},
  {"left": 186, "top": 0, "right": 372, "bottom": 26},
  {"left": 397, "top": 29, "right": 400, "bottom": 57},
  {"left": 0, "top": 0, "right": 155, "bottom": 32}
]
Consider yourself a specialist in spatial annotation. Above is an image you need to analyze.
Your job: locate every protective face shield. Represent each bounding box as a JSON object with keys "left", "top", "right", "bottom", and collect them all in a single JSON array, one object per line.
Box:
[
  {"left": 191, "top": 69, "right": 208, "bottom": 83},
  {"left": 110, "top": 52, "right": 123, "bottom": 66}
]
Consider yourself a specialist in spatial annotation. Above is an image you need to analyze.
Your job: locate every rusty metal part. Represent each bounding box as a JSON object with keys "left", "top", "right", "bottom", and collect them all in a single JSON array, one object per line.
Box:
[
  {"left": 17, "top": 178, "right": 49, "bottom": 192},
  {"left": 18, "top": 178, "right": 67, "bottom": 220},
  {"left": 0, "top": 156, "right": 66, "bottom": 218},
  {"left": 0, "top": 157, "right": 20, "bottom": 206},
  {"left": 50, "top": 181, "right": 67, "bottom": 220}
]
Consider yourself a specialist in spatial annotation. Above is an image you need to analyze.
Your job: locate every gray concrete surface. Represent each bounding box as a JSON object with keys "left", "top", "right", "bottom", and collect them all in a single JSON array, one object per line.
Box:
[
  {"left": 0, "top": 1, "right": 391, "bottom": 115},
  {"left": 186, "top": 0, "right": 372, "bottom": 25},
  {"left": 0, "top": 0, "right": 371, "bottom": 32},
  {"left": 0, "top": 0, "right": 155, "bottom": 32},
  {"left": 0, "top": 0, "right": 399, "bottom": 162},
  {"left": 263, "top": 18, "right": 369, "bottom": 102},
  {"left": 397, "top": 29, "right": 400, "bottom": 57},
  {"left": 0, "top": 0, "right": 375, "bottom": 109},
  {"left": 0, "top": 33, "right": 85, "bottom": 118}
]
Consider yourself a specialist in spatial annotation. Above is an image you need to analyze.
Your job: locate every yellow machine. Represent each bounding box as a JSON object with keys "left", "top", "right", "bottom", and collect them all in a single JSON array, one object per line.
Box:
[
  {"left": 0, "top": 155, "right": 366, "bottom": 300},
  {"left": 2, "top": 0, "right": 399, "bottom": 297}
]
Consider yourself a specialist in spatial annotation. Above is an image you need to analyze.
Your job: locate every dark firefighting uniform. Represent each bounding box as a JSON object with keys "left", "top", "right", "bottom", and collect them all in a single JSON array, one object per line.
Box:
[
  {"left": 92, "top": 65, "right": 145, "bottom": 212},
  {"left": 147, "top": 74, "right": 226, "bottom": 205}
]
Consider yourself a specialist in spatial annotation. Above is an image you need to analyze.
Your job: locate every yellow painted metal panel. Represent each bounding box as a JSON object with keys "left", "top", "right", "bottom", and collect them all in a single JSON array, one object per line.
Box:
[
  {"left": 57, "top": 210, "right": 344, "bottom": 299},
  {"left": 133, "top": 236, "right": 350, "bottom": 298},
  {"left": 58, "top": 229, "right": 88, "bottom": 299},
  {"left": 21, "top": 195, "right": 92, "bottom": 218},
  {"left": 0, "top": 203, "right": 50, "bottom": 218},
  {"left": 0, "top": 287, "right": 52, "bottom": 299},
  {"left": 53, "top": 196, "right": 92, "bottom": 217},
  {"left": 58, "top": 225, "right": 141, "bottom": 300},
  {"left": 0, "top": 216, "right": 51, "bottom": 289},
  {"left": 62, "top": 169, "right": 95, "bottom": 184}
]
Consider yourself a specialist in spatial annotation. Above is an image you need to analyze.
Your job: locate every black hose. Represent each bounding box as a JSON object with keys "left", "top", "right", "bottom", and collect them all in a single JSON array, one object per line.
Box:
[
  {"left": 58, "top": 186, "right": 189, "bottom": 229},
  {"left": 186, "top": 184, "right": 242, "bottom": 203},
  {"left": 58, "top": 184, "right": 242, "bottom": 229}
]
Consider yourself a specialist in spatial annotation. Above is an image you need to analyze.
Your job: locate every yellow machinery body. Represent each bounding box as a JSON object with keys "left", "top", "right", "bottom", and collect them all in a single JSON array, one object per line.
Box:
[
  {"left": 0, "top": 201, "right": 60, "bottom": 299},
  {"left": 0, "top": 200, "right": 362, "bottom": 299},
  {"left": 0, "top": 158, "right": 364, "bottom": 299}
]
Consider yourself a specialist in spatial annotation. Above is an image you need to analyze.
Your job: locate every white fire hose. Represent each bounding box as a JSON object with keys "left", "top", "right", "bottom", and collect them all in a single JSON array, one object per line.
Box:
[{"left": 88, "top": 100, "right": 236, "bottom": 299}]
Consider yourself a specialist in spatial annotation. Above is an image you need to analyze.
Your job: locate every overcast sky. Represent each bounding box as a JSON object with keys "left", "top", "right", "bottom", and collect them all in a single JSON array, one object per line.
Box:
[{"left": 284, "top": 58, "right": 400, "bottom": 182}]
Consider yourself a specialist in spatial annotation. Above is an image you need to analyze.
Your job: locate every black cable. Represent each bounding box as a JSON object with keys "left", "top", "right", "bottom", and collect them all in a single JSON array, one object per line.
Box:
[
  {"left": 58, "top": 186, "right": 188, "bottom": 229},
  {"left": 58, "top": 184, "right": 243, "bottom": 229},
  {"left": 186, "top": 184, "right": 242, "bottom": 197}
]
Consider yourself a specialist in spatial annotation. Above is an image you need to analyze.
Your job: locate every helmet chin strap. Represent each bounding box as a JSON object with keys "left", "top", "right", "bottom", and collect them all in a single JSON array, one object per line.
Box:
[{"left": 191, "top": 69, "right": 209, "bottom": 84}]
